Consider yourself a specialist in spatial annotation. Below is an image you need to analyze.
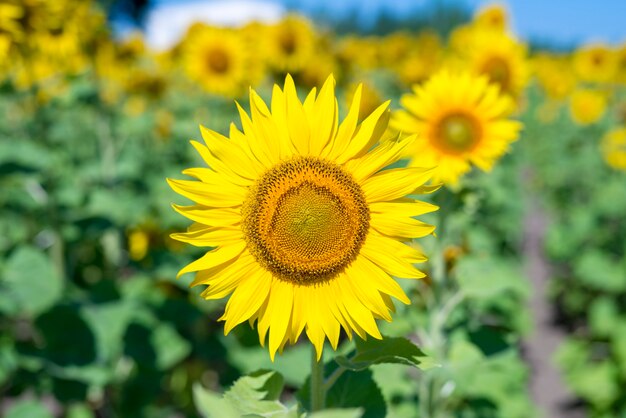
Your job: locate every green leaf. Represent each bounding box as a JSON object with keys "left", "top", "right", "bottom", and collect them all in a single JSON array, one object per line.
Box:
[
  {"left": 574, "top": 251, "right": 626, "bottom": 292},
  {"left": 299, "top": 368, "right": 385, "bottom": 418},
  {"left": 0, "top": 338, "right": 17, "bottom": 385},
  {"left": 194, "top": 371, "right": 295, "bottom": 418},
  {"left": 0, "top": 246, "right": 63, "bottom": 316},
  {"left": 589, "top": 298, "right": 619, "bottom": 338},
  {"left": 5, "top": 399, "right": 53, "bottom": 418},
  {"left": 224, "top": 370, "right": 291, "bottom": 416},
  {"left": 335, "top": 336, "right": 435, "bottom": 371},
  {"left": 193, "top": 383, "right": 240, "bottom": 418},
  {"left": 151, "top": 323, "right": 192, "bottom": 370},
  {"left": 65, "top": 403, "right": 95, "bottom": 418},
  {"left": 455, "top": 256, "right": 527, "bottom": 299},
  {"left": 81, "top": 300, "right": 135, "bottom": 362},
  {"left": 306, "top": 409, "right": 363, "bottom": 418}
]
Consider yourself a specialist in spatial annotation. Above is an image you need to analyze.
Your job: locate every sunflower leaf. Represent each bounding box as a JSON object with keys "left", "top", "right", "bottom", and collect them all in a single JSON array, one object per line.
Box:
[
  {"left": 193, "top": 383, "right": 239, "bottom": 418},
  {"left": 335, "top": 336, "right": 437, "bottom": 371},
  {"left": 0, "top": 246, "right": 63, "bottom": 317},
  {"left": 194, "top": 370, "right": 296, "bottom": 418},
  {"left": 306, "top": 408, "right": 364, "bottom": 418},
  {"left": 299, "top": 368, "right": 384, "bottom": 418}
]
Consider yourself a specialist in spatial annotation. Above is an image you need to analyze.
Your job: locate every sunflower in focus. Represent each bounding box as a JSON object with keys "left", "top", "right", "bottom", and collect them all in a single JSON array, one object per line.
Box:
[
  {"left": 464, "top": 29, "right": 529, "bottom": 98},
  {"left": 602, "top": 127, "right": 626, "bottom": 170},
  {"left": 569, "top": 89, "right": 607, "bottom": 125},
  {"left": 392, "top": 70, "right": 522, "bottom": 185},
  {"left": 267, "top": 15, "right": 316, "bottom": 73},
  {"left": 573, "top": 44, "right": 618, "bottom": 84},
  {"left": 183, "top": 26, "right": 261, "bottom": 97},
  {"left": 169, "top": 75, "right": 437, "bottom": 359}
]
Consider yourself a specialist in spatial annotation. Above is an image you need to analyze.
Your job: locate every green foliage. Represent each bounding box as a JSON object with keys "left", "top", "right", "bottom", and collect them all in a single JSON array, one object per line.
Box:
[
  {"left": 335, "top": 336, "right": 436, "bottom": 371},
  {"left": 193, "top": 370, "right": 299, "bottom": 417},
  {"left": 0, "top": 246, "right": 63, "bottom": 316}
]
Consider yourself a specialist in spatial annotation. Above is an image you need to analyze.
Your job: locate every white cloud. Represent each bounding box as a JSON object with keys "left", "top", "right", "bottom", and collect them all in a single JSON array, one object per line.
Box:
[{"left": 145, "top": 0, "right": 286, "bottom": 50}]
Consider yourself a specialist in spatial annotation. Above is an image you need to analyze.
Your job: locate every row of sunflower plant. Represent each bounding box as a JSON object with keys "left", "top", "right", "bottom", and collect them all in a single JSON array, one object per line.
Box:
[{"left": 1, "top": 0, "right": 626, "bottom": 417}]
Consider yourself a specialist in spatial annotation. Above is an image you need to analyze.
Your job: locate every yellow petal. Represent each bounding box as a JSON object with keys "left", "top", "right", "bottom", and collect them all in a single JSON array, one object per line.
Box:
[
  {"left": 284, "top": 74, "right": 310, "bottom": 155},
  {"left": 172, "top": 204, "right": 240, "bottom": 227},
  {"left": 350, "top": 256, "right": 410, "bottom": 304},
  {"left": 324, "top": 84, "right": 362, "bottom": 159},
  {"left": 336, "top": 101, "right": 390, "bottom": 164},
  {"left": 177, "top": 241, "right": 246, "bottom": 278},
  {"left": 170, "top": 226, "right": 242, "bottom": 247},
  {"left": 361, "top": 235, "right": 425, "bottom": 279},
  {"left": 221, "top": 269, "right": 272, "bottom": 334},
  {"left": 362, "top": 167, "right": 435, "bottom": 203},
  {"left": 344, "top": 135, "right": 414, "bottom": 182},
  {"left": 370, "top": 213, "right": 436, "bottom": 238},
  {"left": 167, "top": 178, "right": 245, "bottom": 207}
]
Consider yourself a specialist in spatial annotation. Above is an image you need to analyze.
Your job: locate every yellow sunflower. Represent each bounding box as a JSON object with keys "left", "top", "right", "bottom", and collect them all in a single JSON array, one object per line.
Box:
[
  {"left": 473, "top": 3, "right": 509, "bottom": 32},
  {"left": 267, "top": 15, "right": 316, "bottom": 73},
  {"left": 392, "top": 70, "right": 522, "bottom": 185},
  {"left": 569, "top": 89, "right": 607, "bottom": 125},
  {"left": 573, "top": 44, "right": 618, "bottom": 84},
  {"left": 532, "top": 53, "right": 577, "bottom": 100},
  {"left": 602, "top": 127, "right": 626, "bottom": 170},
  {"left": 465, "top": 29, "right": 529, "bottom": 98},
  {"left": 168, "top": 75, "right": 437, "bottom": 360},
  {"left": 182, "top": 25, "right": 262, "bottom": 97}
]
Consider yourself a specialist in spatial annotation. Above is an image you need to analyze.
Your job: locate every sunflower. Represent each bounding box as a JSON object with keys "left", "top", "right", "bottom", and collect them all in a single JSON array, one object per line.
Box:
[
  {"left": 182, "top": 25, "right": 261, "bottom": 97},
  {"left": 168, "top": 75, "right": 437, "bottom": 359},
  {"left": 473, "top": 4, "right": 509, "bottom": 31},
  {"left": 464, "top": 29, "right": 529, "bottom": 98},
  {"left": 392, "top": 70, "right": 522, "bottom": 185},
  {"left": 569, "top": 89, "right": 607, "bottom": 126},
  {"left": 532, "top": 53, "right": 576, "bottom": 100},
  {"left": 573, "top": 44, "right": 618, "bottom": 84},
  {"left": 602, "top": 127, "right": 626, "bottom": 170},
  {"left": 266, "top": 15, "right": 316, "bottom": 73}
]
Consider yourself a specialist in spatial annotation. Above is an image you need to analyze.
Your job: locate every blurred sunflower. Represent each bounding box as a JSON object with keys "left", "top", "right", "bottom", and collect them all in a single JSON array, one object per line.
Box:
[
  {"left": 569, "top": 89, "right": 607, "bottom": 125},
  {"left": 532, "top": 53, "right": 577, "bottom": 100},
  {"left": 0, "top": 2, "right": 22, "bottom": 39},
  {"left": 473, "top": 4, "right": 509, "bottom": 31},
  {"left": 465, "top": 30, "right": 529, "bottom": 98},
  {"left": 602, "top": 127, "right": 626, "bottom": 170},
  {"left": 395, "top": 31, "right": 442, "bottom": 86},
  {"left": 267, "top": 15, "right": 316, "bottom": 73},
  {"left": 392, "top": 70, "right": 522, "bottom": 185},
  {"left": 169, "top": 75, "right": 437, "bottom": 359},
  {"left": 573, "top": 44, "right": 618, "bottom": 84},
  {"left": 183, "top": 26, "right": 261, "bottom": 97}
]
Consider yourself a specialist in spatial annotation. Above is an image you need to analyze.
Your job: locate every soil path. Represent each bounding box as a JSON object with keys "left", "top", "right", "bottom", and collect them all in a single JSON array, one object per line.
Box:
[{"left": 522, "top": 176, "right": 583, "bottom": 418}]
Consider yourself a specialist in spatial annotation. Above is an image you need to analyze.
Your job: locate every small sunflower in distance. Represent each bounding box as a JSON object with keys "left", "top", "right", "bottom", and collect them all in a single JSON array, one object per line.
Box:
[
  {"left": 168, "top": 75, "right": 438, "bottom": 360},
  {"left": 392, "top": 70, "right": 522, "bottom": 185},
  {"left": 182, "top": 26, "right": 261, "bottom": 97}
]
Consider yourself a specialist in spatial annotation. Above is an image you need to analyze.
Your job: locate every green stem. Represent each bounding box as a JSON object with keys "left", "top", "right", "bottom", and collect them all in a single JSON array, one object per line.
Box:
[
  {"left": 310, "top": 347, "right": 325, "bottom": 411},
  {"left": 323, "top": 365, "right": 346, "bottom": 393}
]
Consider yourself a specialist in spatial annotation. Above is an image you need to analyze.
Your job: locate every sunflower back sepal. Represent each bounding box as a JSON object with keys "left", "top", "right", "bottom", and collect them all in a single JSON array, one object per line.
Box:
[{"left": 334, "top": 335, "right": 438, "bottom": 372}]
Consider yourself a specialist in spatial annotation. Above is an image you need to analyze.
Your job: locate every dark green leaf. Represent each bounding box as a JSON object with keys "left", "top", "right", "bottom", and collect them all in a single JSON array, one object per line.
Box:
[{"left": 335, "top": 336, "right": 435, "bottom": 371}]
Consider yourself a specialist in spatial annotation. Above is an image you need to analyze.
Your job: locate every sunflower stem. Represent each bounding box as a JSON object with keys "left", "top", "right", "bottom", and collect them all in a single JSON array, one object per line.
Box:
[{"left": 310, "top": 347, "right": 325, "bottom": 411}]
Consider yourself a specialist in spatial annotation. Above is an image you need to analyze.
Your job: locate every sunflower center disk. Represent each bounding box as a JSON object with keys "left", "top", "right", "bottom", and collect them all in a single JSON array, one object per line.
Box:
[
  {"left": 437, "top": 113, "right": 480, "bottom": 153},
  {"left": 482, "top": 56, "right": 511, "bottom": 91},
  {"left": 242, "top": 157, "right": 370, "bottom": 285},
  {"left": 206, "top": 48, "right": 230, "bottom": 74}
]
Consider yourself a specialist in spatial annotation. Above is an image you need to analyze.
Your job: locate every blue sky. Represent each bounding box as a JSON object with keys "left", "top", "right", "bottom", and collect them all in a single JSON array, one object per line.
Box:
[{"left": 152, "top": 0, "right": 626, "bottom": 46}]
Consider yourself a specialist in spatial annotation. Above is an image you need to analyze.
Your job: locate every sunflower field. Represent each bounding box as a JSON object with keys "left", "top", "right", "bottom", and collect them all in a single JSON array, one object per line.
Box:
[{"left": 1, "top": 1, "right": 626, "bottom": 417}]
